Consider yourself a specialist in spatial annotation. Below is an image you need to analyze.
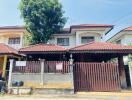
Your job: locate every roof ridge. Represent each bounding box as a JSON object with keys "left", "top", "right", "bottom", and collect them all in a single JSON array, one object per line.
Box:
[
  {"left": 69, "top": 41, "right": 132, "bottom": 51},
  {"left": 124, "top": 26, "right": 132, "bottom": 30},
  {"left": 19, "top": 43, "right": 66, "bottom": 51},
  {"left": 19, "top": 44, "right": 43, "bottom": 50},
  {"left": 0, "top": 25, "right": 24, "bottom": 28},
  {"left": 71, "top": 24, "right": 114, "bottom": 27}
]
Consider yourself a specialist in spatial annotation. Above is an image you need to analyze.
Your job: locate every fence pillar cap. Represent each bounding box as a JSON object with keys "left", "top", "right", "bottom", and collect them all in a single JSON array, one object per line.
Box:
[
  {"left": 9, "top": 59, "right": 14, "bottom": 62},
  {"left": 40, "top": 59, "right": 45, "bottom": 62}
]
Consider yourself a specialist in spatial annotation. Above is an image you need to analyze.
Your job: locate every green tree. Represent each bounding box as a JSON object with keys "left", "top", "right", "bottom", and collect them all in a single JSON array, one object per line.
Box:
[{"left": 19, "top": 0, "right": 67, "bottom": 44}]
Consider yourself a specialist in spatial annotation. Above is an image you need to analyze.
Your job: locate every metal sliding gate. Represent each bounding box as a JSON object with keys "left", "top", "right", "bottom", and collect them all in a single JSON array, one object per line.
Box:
[{"left": 73, "top": 62, "right": 121, "bottom": 92}]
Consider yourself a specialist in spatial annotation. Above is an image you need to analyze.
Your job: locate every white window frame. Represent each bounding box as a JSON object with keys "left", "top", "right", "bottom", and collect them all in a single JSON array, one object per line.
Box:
[
  {"left": 57, "top": 38, "right": 69, "bottom": 46},
  {"left": 81, "top": 36, "right": 95, "bottom": 44}
]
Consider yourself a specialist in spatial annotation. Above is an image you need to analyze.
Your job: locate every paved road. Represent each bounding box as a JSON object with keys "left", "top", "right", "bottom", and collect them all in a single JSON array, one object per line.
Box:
[{"left": 0, "top": 95, "right": 132, "bottom": 100}]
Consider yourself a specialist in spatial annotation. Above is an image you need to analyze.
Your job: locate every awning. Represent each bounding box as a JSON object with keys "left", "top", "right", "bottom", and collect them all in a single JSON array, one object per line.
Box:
[
  {"left": 69, "top": 42, "right": 132, "bottom": 54},
  {"left": 19, "top": 44, "right": 67, "bottom": 54},
  {"left": 0, "top": 43, "right": 19, "bottom": 56}
]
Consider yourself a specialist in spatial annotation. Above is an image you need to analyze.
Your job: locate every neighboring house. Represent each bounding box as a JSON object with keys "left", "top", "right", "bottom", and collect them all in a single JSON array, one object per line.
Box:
[
  {"left": 0, "top": 26, "right": 26, "bottom": 50},
  {"left": 107, "top": 26, "right": 132, "bottom": 45},
  {"left": 107, "top": 26, "right": 132, "bottom": 88},
  {"left": 107, "top": 26, "right": 132, "bottom": 64},
  {"left": 0, "top": 43, "right": 20, "bottom": 79},
  {"left": 49, "top": 24, "right": 113, "bottom": 48}
]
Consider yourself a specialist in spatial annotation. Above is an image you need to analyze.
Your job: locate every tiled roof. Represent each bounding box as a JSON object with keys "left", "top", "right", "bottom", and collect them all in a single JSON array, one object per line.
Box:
[
  {"left": 0, "top": 43, "right": 19, "bottom": 55},
  {"left": 69, "top": 42, "right": 132, "bottom": 53},
  {"left": 71, "top": 24, "right": 113, "bottom": 28},
  {"left": 57, "top": 24, "right": 113, "bottom": 35},
  {"left": 124, "top": 26, "right": 132, "bottom": 31},
  {"left": 19, "top": 44, "right": 67, "bottom": 53},
  {"left": 0, "top": 26, "right": 24, "bottom": 29}
]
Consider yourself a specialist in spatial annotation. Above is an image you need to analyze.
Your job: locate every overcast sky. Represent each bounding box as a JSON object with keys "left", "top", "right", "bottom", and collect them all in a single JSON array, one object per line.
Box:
[{"left": 0, "top": 0, "right": 132, "bottom": 40}]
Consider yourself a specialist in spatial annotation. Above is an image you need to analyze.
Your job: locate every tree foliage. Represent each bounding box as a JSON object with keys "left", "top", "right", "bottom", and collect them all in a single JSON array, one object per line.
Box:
[{"left": 19, "top": 0, "right": 67, "bottom": 44}]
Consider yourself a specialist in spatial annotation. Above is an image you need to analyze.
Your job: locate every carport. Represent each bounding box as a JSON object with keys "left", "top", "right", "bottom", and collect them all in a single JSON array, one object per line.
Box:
[{"left": 69, "top": 42, "right": 132, "bottom": 92}]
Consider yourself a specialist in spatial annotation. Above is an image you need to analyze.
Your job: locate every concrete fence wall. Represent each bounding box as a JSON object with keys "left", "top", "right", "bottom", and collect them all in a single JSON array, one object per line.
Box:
[
  {"left": 12, "top": 73, "right": 73, "bottom": 83},
  {"left": 8, "top": 60, "right": 74, "bottom": 90},
  {"left": 11, "top": 73, "right": 74, "bottom": 89}
]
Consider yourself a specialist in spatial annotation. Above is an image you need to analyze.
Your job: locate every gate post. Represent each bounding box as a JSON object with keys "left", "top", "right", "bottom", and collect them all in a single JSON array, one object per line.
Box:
[
  {"left": 8, "top": 59, "right": 14, "bottom": 89},
  {"left": 118, "top": 55, "right": 127, "bottom": 89},
  {"left": 128, "top": 61, "right": 132, "bottom": 89},
  {"left": 40, "top": 59, "right": 45, "bottom": 85},
  {"left": 69, "top": 54, "right": 74, "bottom": 92}
]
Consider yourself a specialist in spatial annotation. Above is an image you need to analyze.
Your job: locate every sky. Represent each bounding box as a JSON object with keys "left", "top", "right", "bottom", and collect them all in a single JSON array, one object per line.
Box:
[{"left": 0, "top": 0, "right": 132, "bottom": 40}]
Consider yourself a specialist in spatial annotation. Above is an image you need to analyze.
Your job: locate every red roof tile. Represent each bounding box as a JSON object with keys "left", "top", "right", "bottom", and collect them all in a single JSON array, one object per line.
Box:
[
  {"left": 0, "top": 26, "right": 24, "bottom": 29},
  {"left": 124, "top": 26, "right": 132, "bottom": 31},
  {"left": 0, "top": 43, "right": 18, "bottom": 55},
  {"left": 69, "top": 42, "right": 132, "bottom": 52},
  {"left": 19, "top": 44, "right": 67, "bottom": 53},
  {"left": 71, "top": 24, "right": 113, "bottom": 28}
]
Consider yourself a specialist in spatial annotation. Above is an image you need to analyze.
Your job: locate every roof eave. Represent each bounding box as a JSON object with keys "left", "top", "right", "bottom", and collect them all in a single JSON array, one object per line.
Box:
[
  {"left": 19, "top": 51, "right": 67, "bottom": 54},
  {"left": 69, "top": 50, "right": 132, "bottom": 54}
]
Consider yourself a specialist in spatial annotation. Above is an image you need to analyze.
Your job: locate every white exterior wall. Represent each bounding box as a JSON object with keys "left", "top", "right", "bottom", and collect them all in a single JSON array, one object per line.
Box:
[
  {"left": 111, "top": 35, "right": 125, "bottom": 45},
  {"left": 123, "top": 34, "right": 132, "bottom": 45},
  {"left": 76, "top": 31, "right": 101, "bottom": 46},
  {"left": 112, "top": 34, "right": 132, "bottom": 45},
  {"left": 110, "top": 34, "right": 132, "bottom": 65},
  {"left": 50, "top": 31, "right": 102, "bottom": 48},
  {"left": 49, "top": 35, "right": 76, "bottom": 48},
  {"left": 0, "top": 32, "right": 24, "bottom": 50},
  {"left": 0, "top": 37, "right": 7, "bottom": 43},
  {"left": 109, "top": 31, "right": 132, "bottom": 45}
]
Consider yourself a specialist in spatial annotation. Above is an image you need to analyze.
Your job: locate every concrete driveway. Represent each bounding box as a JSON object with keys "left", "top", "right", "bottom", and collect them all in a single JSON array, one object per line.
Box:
[{"left": 1, "top": 92, "right": 132, "bottom": 100}]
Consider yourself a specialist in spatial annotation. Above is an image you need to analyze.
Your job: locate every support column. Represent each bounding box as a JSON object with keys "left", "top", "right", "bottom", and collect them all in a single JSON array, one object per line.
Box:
[
  {"left": 8, "top": 59, "right": 14, "bottom": 89},
  {"left": 20, "top": 34, "right": 23, "bottom": 48},
  {"left": 118, "top": 55, "right": 127, "bottom": 89},
  {"left": 40, "top": 59, "right": 45, "bottom": 85},
  {"left": 2, "top": 55, "right": 8, "bottom": 78},
  {"left": 128, "top": 61, "right": 132, "bottom": 89},
  {"left": 69, "top": 54, "right": 74, "bottom": 91},
  {"left": 76, "top": 32, "right": 79, "bottom": 46}
]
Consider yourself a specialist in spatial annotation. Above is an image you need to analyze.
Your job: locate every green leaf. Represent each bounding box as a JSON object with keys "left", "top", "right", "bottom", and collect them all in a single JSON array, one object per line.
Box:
[{"left": 19, "top": 0, "right": 67, "bottom": 44}]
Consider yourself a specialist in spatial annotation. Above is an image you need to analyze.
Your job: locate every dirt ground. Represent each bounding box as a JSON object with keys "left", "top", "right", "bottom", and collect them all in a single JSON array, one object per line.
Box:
[{"left": 1, "top": 93, "right": 132, "bottom": 100}]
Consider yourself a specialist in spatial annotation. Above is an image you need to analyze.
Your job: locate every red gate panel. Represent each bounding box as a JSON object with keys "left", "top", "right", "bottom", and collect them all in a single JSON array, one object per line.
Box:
[{"left": 73, "top": 62, "right": 121, "bottom": 92}]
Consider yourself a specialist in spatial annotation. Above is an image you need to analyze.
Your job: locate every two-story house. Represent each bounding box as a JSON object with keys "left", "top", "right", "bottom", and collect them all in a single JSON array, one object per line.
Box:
[
  {"left": 0, "top": 26, "right": 26, "bottom": 50},
  {"left": 0, "top": 24, "right": 113, "bottom": 50},
  {"left": 49, "top": 24, "right": 114, "bottom": 48},
  {"left": 107, "top": 26, "right": 132, "bottom": 65}
]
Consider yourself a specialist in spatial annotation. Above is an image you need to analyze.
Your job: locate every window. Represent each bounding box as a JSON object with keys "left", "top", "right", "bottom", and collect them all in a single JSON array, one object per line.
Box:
[
  {"left": 57, "top": 38, "right": 69, "bottom": 46},
  {"left": 116, "top": 40, "right": 121, "bottom": 44},
  {"left": 81, "top": 36, "right": 94, "bottom": 44},
  {"left": 8, "top": 37, "right": 20, "bottom": 44}
]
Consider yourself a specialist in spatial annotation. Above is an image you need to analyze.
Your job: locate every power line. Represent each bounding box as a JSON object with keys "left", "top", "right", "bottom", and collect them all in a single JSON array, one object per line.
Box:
[{"left": 112, "top": 10, "right": 132, "bottom": 24}]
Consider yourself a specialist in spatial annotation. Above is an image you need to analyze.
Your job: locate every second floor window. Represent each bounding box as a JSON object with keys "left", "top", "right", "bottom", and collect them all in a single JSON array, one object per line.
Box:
[
  {"left": 81, "top": 36, "right": 94, "bottom": 44},
  {"left": 8, "top": 37, "right": 20, "bottom": 44},
  {"left": 57, "top": 38, "right": 69, "bottom": 46}
]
